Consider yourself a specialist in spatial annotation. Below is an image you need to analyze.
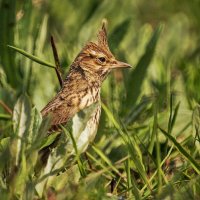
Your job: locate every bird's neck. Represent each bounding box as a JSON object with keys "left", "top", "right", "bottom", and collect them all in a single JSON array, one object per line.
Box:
[{"left": 68, "top": 65, "right": 104, "bottom": 87}]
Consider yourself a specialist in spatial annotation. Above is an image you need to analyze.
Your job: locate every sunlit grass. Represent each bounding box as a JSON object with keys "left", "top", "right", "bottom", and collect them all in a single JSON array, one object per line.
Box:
[{"left": 0, "top": 0, "right": 200, "bottom": 199}]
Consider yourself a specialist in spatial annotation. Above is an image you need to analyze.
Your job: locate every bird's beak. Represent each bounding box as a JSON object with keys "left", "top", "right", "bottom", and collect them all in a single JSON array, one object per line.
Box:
[{"left": 111, "top": 60, "right": 132, "bottom": 69}]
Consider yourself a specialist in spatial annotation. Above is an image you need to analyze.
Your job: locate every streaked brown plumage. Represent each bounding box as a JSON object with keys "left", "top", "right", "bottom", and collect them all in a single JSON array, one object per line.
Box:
[{"left": 40, "top": 22, "right": 131, "bottom": 164}]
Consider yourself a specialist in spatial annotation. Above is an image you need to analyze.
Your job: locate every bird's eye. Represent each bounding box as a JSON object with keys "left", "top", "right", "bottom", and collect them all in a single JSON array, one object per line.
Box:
[{"left": 98, "top": 57, "right": 106, "bottom": 63}]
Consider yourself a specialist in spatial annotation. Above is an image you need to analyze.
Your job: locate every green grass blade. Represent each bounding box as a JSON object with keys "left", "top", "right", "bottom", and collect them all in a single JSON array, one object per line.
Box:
[
  {"left": 148, "top": 101, "right": 157, "bottom": 154},
  {"left": 7, "top": 45, "right": 55, "bottom": 69},
  {"left": 125, "top": 157, "right": 141, "bottom": 200},
  {"left": 150, "top": 101, "right": 163, "bottom": 193},
  {"left": 102, "top": 102, "right": 152, "bottom": 190},
  {"left": 61, "top": 126, "right": 86, "bottom": 177},
  {"left": 109, "top": 18, "right": 131, "bottom": 52},
  {"left": 13, "top": 94, "right": 32, "bottom": 136},
  {"left": 126, "top": 25, "right": 163, "bottom": 108},
  {"left": 86, "top": 152, "right": 114, "bottom": 177},
  {"left": 0, "top": 136, "right": 10, "bottom": 149},
  {"left": 168, "top": 93, "right": 181, "bottom": 135},
  {"left": 170, "top": 101, "right": 181, "bottom": 133},
  {"left": 0, "top": 113, "right": 11, "bottom": 120},
  {"left": 91, "top": 145, "right": 121, "bottom": 176},
  {"left": 28, "top": 107, "right": 42, "bottom": 145},
  {"left": 0, "top": 0, "right": 17, "bottom": 87},
  {"left": 192, "top": 105, "right": 200, "bottom": 150},
  {"left": 141, "top": 145, "right": 173, "bottom": 194},
  {"left": 168, "top": 93, "right": 173, "bottom": 134},
  {"left": 164, "top": 95, "right": 180, "bottom": 158},
  {"left": 39, "top": 132, "right": 60, "bottom": 150},
  {"left": 155, "top": 115, "right": 162, "bottom": 193},
  {"left": 12, "top": 94, "right": 31, "bottom": 165},
  {"left": 159, "top": 127, "right": 200, "bottom": 174}
]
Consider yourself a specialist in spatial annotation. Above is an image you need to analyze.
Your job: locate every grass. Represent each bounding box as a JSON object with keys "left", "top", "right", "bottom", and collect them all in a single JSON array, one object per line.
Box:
[{"left": 0, "top": 0, "right": 200, "bottom": 199}]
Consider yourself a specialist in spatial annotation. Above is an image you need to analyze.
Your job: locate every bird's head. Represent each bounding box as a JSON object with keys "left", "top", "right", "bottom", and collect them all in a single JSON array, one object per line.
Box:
[{"left": 72, "top": 21, "right": 131, "bottom": 82}]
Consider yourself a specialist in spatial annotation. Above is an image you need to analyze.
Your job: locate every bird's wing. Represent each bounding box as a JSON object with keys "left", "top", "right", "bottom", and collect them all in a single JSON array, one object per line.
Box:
[
  {"left": 41, "top": 77, "right": 93, "bottom": 127},
  {"left": 41, "top": 89, "right": 80, "bottom": 127}
]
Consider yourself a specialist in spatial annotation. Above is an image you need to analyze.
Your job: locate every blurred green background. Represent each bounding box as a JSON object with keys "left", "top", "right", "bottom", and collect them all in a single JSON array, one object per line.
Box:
[
  {"left": 1, "top": 0, "right": 200, "bottom": 110},
  {"left": 0, "top": 0, "right": 200, "bottom": 199}
]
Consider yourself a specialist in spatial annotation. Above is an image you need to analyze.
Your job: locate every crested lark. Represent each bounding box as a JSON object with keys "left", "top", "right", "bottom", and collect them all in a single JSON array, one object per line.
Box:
[{"left": 40, "top": 22, "right": 131, "bottom": 163}]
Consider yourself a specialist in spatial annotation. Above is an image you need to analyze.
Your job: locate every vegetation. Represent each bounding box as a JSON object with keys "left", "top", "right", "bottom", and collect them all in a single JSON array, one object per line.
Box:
[{"left": 0, "top": 0, "right": 200, "bottom": 199}]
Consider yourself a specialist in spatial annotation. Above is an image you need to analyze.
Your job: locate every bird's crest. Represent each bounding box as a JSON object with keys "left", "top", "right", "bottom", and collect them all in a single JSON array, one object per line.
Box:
[{"left": 97, "top": 19, "right": 110, "bottom": 51}]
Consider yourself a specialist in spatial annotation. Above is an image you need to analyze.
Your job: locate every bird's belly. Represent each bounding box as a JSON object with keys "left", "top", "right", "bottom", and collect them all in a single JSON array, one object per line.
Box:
[{"left": 72, "top": 102, "right": 101, "bottom": 152}]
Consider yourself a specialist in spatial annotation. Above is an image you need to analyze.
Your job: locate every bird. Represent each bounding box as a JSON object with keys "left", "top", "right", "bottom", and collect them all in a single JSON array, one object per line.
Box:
[{"left": 39, "top": 21, "right": 131, "bottom": 165}]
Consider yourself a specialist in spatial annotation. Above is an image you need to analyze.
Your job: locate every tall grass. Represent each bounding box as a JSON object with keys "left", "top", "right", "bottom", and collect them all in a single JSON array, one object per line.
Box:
[{"left": 0, "top": 0, "right": 200, "bottom": 199}]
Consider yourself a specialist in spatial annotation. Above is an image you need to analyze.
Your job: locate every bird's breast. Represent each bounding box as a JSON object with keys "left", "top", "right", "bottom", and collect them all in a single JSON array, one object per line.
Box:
[{"left": 79, "top": 86, "right": 100, "bottom": 110}]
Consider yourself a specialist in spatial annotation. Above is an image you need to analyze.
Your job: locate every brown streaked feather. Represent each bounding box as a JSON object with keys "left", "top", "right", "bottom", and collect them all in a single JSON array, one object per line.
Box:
[
  {"left": 83, "top": 42, "right": 113, "bottom": 59},
  {"left": 97, "top": 20, "right": 109, "bottom": 50},
  {"left": 42, "top": 92, "right": 84, "bottom": 127},
  {"left": 41, "top": 66, "right": 96, "bottom": 128}
]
